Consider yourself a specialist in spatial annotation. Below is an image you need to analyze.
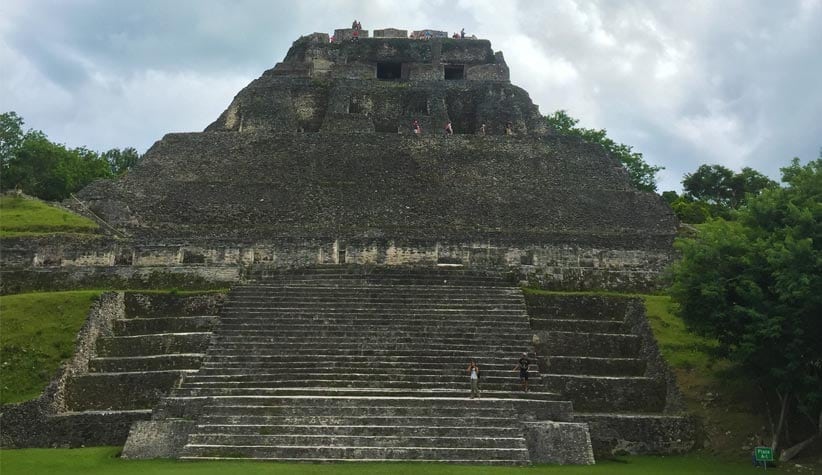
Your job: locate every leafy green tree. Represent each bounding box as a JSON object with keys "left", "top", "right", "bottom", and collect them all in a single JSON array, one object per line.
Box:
[
  {"left": 670, "top": 156, "right": 822, "bottom": 455},
  {"left": 102, "top": 147, "right": 141, "bottom": 176},
  {"left": 545, "top": 110, "right": 663, "bottom": 192},
  {"left": 1, "top": 111, "right": 25, "bottom": 170},
  {"left": 683, "top": 164, "right": 776, "bottom": 209}
]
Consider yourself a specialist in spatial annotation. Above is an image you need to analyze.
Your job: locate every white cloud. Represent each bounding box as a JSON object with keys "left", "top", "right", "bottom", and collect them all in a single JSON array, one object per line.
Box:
[{"left": 1, "top": 0, "right": 820, "bottom": 192}]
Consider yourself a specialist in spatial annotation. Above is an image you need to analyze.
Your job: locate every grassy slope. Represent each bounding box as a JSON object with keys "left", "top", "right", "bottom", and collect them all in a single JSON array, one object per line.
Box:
[
  {"left": 0, "top": 196, "right": 98, "bottom": 236},
  {"left": 643, "top": 295, "right": 767, "bottom": 459},
  {"left": 0, "top": 291, "right": 103, "bottom": 404},
  {"left": 0, "top": 447, "right": 762, "bottom": 475}
]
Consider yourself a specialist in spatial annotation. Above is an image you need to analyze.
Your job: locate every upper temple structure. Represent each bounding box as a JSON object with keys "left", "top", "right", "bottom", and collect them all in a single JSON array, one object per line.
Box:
[{"left": 66, "top": 29, "right": 676, "bottom": 291}]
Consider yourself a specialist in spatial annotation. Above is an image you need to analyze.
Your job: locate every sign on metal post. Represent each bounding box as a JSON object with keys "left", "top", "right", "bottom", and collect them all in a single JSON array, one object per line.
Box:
[{"left": 755, "top": 446, "right": 774, "bottom": 470}]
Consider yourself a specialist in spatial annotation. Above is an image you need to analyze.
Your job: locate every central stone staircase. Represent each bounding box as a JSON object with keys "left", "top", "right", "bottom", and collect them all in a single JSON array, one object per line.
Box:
[{"left": 129, "top": 268, "right": 578, "bottom": 464}]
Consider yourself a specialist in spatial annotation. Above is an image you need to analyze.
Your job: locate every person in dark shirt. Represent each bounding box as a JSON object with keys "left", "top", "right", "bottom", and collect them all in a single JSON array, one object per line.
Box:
[{"left": 513, "top": 352, "right": 529, "bottom": 392}]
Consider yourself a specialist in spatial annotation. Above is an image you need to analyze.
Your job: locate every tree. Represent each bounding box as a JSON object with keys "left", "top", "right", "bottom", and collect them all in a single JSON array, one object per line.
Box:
[
  {"left": 545, "top": 110, "right": 663, "bottom": 192},
  {"left": 683, "top": 164, "right": 776, "bottom": 210},
  {"left": 1, "top": 111, "right": 25, "bottom": 170},
  {"left": 102, "top": 147, "right": 141, "bottom": 176},
  {"left": 670, "top": 156, "right": 822, "bottom": 456},
  {"left": 0, "top": 111, "right": 143, "bottom": 200}
]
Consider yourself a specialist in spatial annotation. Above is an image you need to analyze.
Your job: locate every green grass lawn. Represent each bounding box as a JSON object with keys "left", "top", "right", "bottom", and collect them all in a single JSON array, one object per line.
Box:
[
  {"left": 0, "top": 447, "right": 769, "bottom": 475},
  {"left": 0, "top": 290, "right": 104, "bottom": 404},
  {"left": 0, "top": 196, "right": 98, "bottom": 236}
]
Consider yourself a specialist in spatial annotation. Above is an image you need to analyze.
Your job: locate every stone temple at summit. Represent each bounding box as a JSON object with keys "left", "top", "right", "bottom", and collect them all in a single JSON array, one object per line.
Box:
[{"left": 0, "top": 27, "right": 697, "bottom": 465}]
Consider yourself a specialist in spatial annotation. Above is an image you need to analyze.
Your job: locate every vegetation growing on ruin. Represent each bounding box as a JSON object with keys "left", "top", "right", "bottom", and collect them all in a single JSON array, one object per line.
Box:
[
  {"left": 0, "top": 291, "right": 103, "bottom": 404},
  {"left": 0, "top": 446, "right": 764, "bottom": 475},
  {"left": 0, "top": 196, "right": 99, "bottom": 236}
]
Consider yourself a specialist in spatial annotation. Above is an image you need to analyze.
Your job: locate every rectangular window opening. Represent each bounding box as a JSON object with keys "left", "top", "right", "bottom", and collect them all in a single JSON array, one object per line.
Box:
[
  {"left": 377, "top": 62, "right": 402, "bottom": 80},
  {"left": 444, "top": 65, "right": 465, "bottom": 80}
]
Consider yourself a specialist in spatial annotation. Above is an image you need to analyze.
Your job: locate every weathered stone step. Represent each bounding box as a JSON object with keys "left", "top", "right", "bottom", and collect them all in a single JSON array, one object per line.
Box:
[
  {"left": 541, "top": 331, "right": 640, "bottom": 358},
  {"left": 63, "top": 371, "right": 188, "bottom": 411},
  {"left": 542, "top": 374, "right": 666, "bottom": 412},
  {"left": 204, "top": 350, "right": 536, "bottom": 361},
  {"left": 231, "top": 287, "right": 520, "bottom": 296},
  {"left": 531, "top": 319, "right": 625, "bottom": 333},
  {"left": 96, "top": 333, "right": 212, "bottom": 357},
  {"left": 196, "top": 414, "right": 517, "bottom": 428},
  {"left": 547, "top": 356, "right": 645, "bottom": 376},
  {"left": 215, "top": 327, "right": 532, "bottom": 337},
  {"left": 199, "top": 404, "right": 514, "bottom": 418},
  {"left": 180, "top": 445, "right": 529, "bottom": 462},
  {"left": 89, "top": 354, "right": 205, "bottom": 372},
  {"left": 182, "top": 374, "right": 537, "bottom": 386},
  {"left": 211, "top": 336, "right": 531, "bottom": 346},
  {"left": 225, "top": 295, "right": 523, "bottom": 303},
  {"left": 194, "top": 424, "right": 523, "bottom": 438},
  {"left": 196, "top": 366, "right": 540, "bottom": 377},
  {"left": 46, "top": 409, "right": 153, "bottom": 447},
  {"left": 202, "top": 354, "right": 535, "bottom": 364},
  {"left": 178, "top": 380, "right": 535, "bottom": 391},
  {"left": 207, "top": 343, "right": 533, "bottom": 352},
  {"left": 524, "top": 294, "right": 629, "bottom": 321},
  {"left": 217, "top": 315, "right": 529, "bottom": 325},
  {"left": 114, "top": 316, "right": 219, "bottom": 336},
  {"left": 166, "top": 388, "right": 561, "bottom": 400},
  {"left": 187, "top": 434, "right": 526, "bottom": 449},
  {"left": 221, "top": 305, "right": 525, "bottom": 313}
]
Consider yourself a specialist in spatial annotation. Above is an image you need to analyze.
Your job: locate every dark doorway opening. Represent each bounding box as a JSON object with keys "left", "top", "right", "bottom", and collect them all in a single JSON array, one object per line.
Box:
[
  {"left": 377, "top": 62, "right": 402, "bottom": 80},
  {"left": 444, "top": 65, "right": 465, "bottom": 80},
  {"left": 338, "top": 250, "right": 347, "bottom": 264}
]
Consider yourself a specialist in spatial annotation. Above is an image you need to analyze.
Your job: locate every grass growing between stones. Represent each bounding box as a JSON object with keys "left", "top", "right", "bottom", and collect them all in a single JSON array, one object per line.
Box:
[
  {"left": 0, "top": 447, "right": 769, "bottom": 475},
  {"left": 0, "top": 196, "right": 98, "bottom": 236},
  {"left": 0, "top": 290, "right": 103, "bottom": 404}
]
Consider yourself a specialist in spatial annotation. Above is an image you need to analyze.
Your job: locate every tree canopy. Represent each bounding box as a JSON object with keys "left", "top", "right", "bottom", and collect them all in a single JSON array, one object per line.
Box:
[
  {"left": 545, "top": 110, "right": 663, "bottom": 192},
  {"left": 0, "top": 111, "right": 140, "bottom": 201},
  {"left": 670, "top": 156, "right": 822, "bottom": 452}
]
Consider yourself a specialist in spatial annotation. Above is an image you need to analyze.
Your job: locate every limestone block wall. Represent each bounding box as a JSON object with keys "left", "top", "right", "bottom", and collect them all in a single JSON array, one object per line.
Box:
[{"left": 1, "top": 235, "right": 674, "bottom": 294}]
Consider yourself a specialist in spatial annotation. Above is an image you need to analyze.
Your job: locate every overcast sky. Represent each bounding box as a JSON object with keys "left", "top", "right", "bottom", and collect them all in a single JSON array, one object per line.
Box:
[{"left": 1, "top": 0, "right": 820, "bottom": 192}]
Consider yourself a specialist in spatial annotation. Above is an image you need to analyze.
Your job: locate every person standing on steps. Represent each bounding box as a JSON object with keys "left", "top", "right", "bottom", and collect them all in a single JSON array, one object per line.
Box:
[
  {"left": 513, "top": 352, "right": 529, "bottom": 392},
  {"left": 444, "top": 121, "right": 453, "bottom": 135},
  {"left": 467, "top": 359, "right": 480, "bottom": 398},
  {"left": 412, "top": 119, "right": 422, "bottom": 135}
]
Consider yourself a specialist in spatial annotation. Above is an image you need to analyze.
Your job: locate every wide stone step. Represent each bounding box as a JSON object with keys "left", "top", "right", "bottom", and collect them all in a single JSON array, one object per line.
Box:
[
  {"left": 225, "top": 295, "right": 524, "bottom": 303},
  {"left": 199, "top": 404, "right": 515, "bottom": 418},
  {"left": 217, "top": 316, "right": 530, "bottom": 326},
  {"left": 167, "top": 388, "right": 561, "bottom": 400},
  {"left": 204, "top": 356, "right": 536, "bottom": 371},
  {"left": 177, "top": 380, "right": 536, "bottom": 391},
  {"left": 96, "top": 333, "right": 213, "bottom": 357},
  {"left": 89, "top": 354, "right": 205, "bottom": 372},
  {"left": 215, "top": 326, "right": 532, "bottom": 336},
  {"left": 541, "top": 331, "right": 640, "bottom": 358},
  {"left": 195, "top": 367, "right": 540, "bottom": 377},
  {"left": 531, "top": 319, "right": 625, "bottom": 333},
  {"left": 179, "top": 444, "right": 529, "bottom": 462},
  {"left": 547, "top": 356, "right": 645, "bottom": 376},
  {"left": 197, "top": 414, "right": 517, "bottom": 428},
  {"left": 231, "top": 287, "right": 520, "bottom": 296},
  {"left": 114, "top": 316, "right": 219, "bottom": 336},
  {"left": 207, "top": 343, "right": 533, "bottom": 352},
  {"left": 187, "top": 434, "right": 525, "bottom": 449},
  {"left": 210, "top": 336, "right": 531, "bottom": 346},
  {"left": 193, "top": 424, "right": 523, "bottom": 438},
  {"left": 182, "top": 374, "right": 536, "bottom": 386},
  {"left": 542, "top": 374, "right": 666, "bottom": 412},
  {"left": 63, "top": 371, "right": 187, "bottom": 411}
]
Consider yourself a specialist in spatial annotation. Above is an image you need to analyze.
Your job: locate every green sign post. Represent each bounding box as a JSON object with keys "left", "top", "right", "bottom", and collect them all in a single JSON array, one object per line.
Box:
[{"left": 755, "top": 446, "right": 774, "bottom": 470}]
